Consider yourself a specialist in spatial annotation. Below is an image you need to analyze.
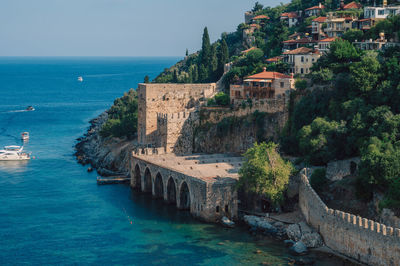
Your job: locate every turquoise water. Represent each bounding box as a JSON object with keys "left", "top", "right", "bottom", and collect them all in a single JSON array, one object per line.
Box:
[{"left": 0, "top": 57, "right": 340, "bottom": 265}]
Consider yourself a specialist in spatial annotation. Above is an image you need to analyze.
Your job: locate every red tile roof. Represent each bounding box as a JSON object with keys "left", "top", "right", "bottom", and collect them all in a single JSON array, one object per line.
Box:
[
  {"left": 266, "top": 56, "right": 283, "bottom": 62},
  {"left": 319, "top": 37, "right": 338, "bottom": 42},
  {"left": 253, "top": 15, "right": 270, "bottom": 20},
  {"left": 341, "top": 1, "right": 362, "bottom": 10},
  {"left": 305, "top": 4, "right": 325, "bottom": 11},
  {"left": 246, "top": 69, "right": 291, "bottom": 80},
  {"left": 282, "top": 37, "right": 315, "bottom": 44},
  {"left": 281, "top": 12, "right": 298, "bottom": 18},
  {"left": 241, "top": 47, "right": 258, "bottom": 54},
  {"left": 283, "top": 47, "right": 314, "bottom": 55},
  {"left": 313, "top": 16, "right": 327, "bottom": 22}
]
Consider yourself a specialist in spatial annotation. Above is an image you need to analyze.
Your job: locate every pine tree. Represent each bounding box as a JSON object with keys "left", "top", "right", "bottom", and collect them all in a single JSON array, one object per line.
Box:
[{"left": 217, "top": 38, "right": 229, "bottom": 77}]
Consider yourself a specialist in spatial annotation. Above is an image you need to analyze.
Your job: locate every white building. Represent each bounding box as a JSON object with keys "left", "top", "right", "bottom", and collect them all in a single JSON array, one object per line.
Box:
[
  {"left": 283, "top": 47, "right": 321, "bottom": 75},
  {"left": 364, "top": 4, "right": 400, "bottom": 19}
]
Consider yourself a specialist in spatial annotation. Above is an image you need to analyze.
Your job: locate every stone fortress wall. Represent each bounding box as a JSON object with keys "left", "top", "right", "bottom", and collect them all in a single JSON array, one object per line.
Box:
[
  {"left": 299, "top": 169, "right": 400, "bottom": 266},
  {"left": 137, "top": 83, "right": 217, "bottom": 149}
]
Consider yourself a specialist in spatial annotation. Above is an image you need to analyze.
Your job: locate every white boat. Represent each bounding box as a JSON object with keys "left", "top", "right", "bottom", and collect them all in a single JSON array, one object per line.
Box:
[
  {"left": 0, "top": 146, "right": 30, "bottom": 161},
  {"left": 26, "top": 106, "right": 35, "bottom": 111},
  {"left": 78, "top": 76, "right": 83, "bottom": 82},
  {"left": 21, "top": 132, "right": 29, "bottom": 141}
]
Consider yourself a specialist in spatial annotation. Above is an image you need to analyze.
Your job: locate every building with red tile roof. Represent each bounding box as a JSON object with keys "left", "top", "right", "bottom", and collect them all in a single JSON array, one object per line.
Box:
[
  {"left": 283, "top": 47, "right": 321, "bottom": 75},
  {"left": 266, "top": 56, "right": 283, "bottom": 63},
  {"left": 282, "top": 37, "right": 317, "bottom": 50},
  {"left": 318, "top": 37, "right": 339, "bottom": 52},
  {"left": 281, "top": 12, "right": 299, "bottom": 27},
  {"left": 230, "top": 68, "right": 294, "bottom": 104},
  {"left": 312, "top": 17, "right": 327, "bottom": 40},
  {"left": 305, "top": 3, "right": 325, "bottom": 17},
  {"left": 339, "top": 1, "right": 362, "bottom": 10}
]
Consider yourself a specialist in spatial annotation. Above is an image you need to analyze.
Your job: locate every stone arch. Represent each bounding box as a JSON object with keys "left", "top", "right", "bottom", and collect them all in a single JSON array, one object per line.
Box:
[
  {"left": 133, "top": 164, "right": 141, "bottom": 190},
  {"left": 167, "top": 177, "right": 177, "bottom": 205},
  {"left": 154, "top": 172, "right": 164, "bottom": 198},
  {"left": 179, "top": 181, "right": 190, "bottom": 210},
  {"left": 144, "top": 167, "right": 152, "bottom": 193}
]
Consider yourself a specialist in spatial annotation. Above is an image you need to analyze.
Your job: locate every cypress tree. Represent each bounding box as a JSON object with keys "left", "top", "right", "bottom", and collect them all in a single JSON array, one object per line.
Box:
[
  {"left": 209, "top": 44, "right": 218, "bottom": 80},
  {"left": 186, "top": 48, "right": 189, "bottom": 56},
  {"left": 144, "top": 75, "right": 150, "bottom": 83},
  {"left": 217, "top": 38, "right": 229, "bottom": 76},
  {"left": 173, "top": 69, "right": 179, "bottom": 83},
  {"left": 200, "top": 27, "right": 211, "bottom": 67},
  {"left": 198, "top": 64, "right": 208, "bottom": 82}
]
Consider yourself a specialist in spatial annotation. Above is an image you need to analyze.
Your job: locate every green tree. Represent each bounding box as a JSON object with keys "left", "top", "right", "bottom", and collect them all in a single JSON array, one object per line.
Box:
[
  {"left": 144, "top": 75, "right": 150, "bottom": 83},
  {"left": 173, "top": 69, "right": 179, "bottom": 83},
  {"left": 252, "top": 2, "right": 263, "bottom": 12},
  {"left": 217, "top": 38, "right": 229, "bottom": 76},
  {"left": 186, "top": 48, "right": 189, "bottom": 56},
  {"left": 200, "top": 27, "right": 211, "bottom": 67},
  {"left": 342, "top": 29, "right": 364, "bottom": 43},
  {"left": 238, "top": 142, "right": 295, "bottom": 206},
  {"left": 349, "top": 51, "right": 380, "bottom": 94},
  {"left": 295, "top": 79, "right": 307, "bottom": 91}
]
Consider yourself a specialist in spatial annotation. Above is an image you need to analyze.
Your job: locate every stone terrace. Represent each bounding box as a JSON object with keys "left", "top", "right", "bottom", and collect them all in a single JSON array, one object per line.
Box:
[{"left": 129, "top": 151, "right": 242, "bottom": 222}]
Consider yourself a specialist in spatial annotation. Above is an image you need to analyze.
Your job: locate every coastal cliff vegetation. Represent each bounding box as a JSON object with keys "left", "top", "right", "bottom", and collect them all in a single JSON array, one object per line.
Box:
[{"left": 100, "top": 89, "right": 138, "bottom": 139}]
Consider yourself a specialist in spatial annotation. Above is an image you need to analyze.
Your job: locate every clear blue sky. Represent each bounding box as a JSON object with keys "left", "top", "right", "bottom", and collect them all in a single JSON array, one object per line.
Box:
[{"left": 0, "top": 0, "right": 287, "bottom": 56}]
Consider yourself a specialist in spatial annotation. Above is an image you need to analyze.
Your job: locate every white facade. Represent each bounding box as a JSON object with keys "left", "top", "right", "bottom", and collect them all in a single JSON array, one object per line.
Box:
[{"left": 364, "top": 6, "right": 400, "bottom": 19}]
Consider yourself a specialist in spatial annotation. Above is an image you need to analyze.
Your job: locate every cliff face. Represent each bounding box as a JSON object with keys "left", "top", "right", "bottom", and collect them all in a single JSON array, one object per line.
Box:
[
  {"left": 75, "top": 112, "right": 136, "bottom": 176},
  {"left": 193, "top": 110, "right": 287, "bottom": 154}
]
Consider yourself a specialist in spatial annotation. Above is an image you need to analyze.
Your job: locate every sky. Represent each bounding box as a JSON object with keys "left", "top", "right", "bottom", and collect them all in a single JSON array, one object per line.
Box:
[{"left": 0, "top": 0, "right": 287, "bottom": 56}]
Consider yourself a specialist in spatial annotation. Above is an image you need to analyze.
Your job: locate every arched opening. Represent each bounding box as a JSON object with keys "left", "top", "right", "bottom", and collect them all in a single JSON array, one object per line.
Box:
[
  {"left": 179, "top": 181, "right": 190, "bottom": 210},
  {"left": 154, "top": 173, "right": 164, "bottom": 199},
  {"left": 167, "top": 177, "right": 176, "bottom": 205},
  {"left": 144, "top": 168, "right": 152, "bottom": 193},
  {"left": 133, "top": 164, "right": 141, "bottom": 190}
]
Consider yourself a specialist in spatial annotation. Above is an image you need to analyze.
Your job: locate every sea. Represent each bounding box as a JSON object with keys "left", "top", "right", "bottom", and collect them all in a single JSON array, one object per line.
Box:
[{"left": 0, "top": 57, "right": 344, "bottom": 265}]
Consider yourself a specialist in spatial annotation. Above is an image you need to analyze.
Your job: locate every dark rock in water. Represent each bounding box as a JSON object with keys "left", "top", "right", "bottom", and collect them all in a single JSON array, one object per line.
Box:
[
  {"left": 284, "top": 239, "right": 295, "bottom": 247},
  {"left": 87, "top": 167, "right": 93, "bottom": 172},
  {"left": 294, "top": 257, "right": 315, "bottom": 265},
  {"left": 289, "top": 241, "right": 308, "bottom": 255}
]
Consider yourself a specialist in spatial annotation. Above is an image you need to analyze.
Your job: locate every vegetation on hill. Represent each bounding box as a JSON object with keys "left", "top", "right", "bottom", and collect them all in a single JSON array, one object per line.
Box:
[
  {"left": 238, "top": 142, "right": 295, "bottom": 207},
  {"left": 100, "top": 89, "right": 138, "bottom": 139}
]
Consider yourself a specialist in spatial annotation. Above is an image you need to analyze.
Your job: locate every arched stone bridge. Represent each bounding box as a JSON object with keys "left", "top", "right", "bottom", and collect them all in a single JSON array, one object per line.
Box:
[{"left": 129, "top": 151, "right": 241, "bottom": 222}]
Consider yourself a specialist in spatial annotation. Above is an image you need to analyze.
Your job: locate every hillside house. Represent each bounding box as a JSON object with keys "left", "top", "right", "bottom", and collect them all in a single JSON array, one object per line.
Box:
[
  {"left": 282, "top": 37, "right": 317, "bottom": 50},
  {"left": 318, "top": 37, "right": 337, "bottom": 52},
  {"left": 353, "top": 32, "right": 400, "bottom": 50},
  {"left": 364, "top": 3, "right": 400, "bottom": 19},
  {"left": 355, "top": 18, "right": 381, "bottom": 31},
  {"left": 266, "top": 56, "right": 283, "bottom": 64},
  {"left": 305, "top": 3, "right": 325, "bottom": 17},
  {"left": 325, "top": 12, "right": 356, "bottom": 38},
  {"left": 230, "top": 68, "right": 294, "bottom": 104},
  {"left": 312, "top": 16, "right": 327, "bottom": 40},
  {"left": 283, "top": 47, "right": 321, "bottom": 75},
  {"left": 281, "top": 12, "right": 299, "bottom": 27},
  {"left": 251, "top": 14, "right": 270, "bottom": 25},
  {"left": 338, "top": 1, "right": 362, "bottom": 10}
]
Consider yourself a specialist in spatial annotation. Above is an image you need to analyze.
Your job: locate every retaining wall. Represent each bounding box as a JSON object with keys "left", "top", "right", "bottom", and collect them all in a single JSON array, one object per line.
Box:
[{"left": 299, "top": 169, "right": 400, "bottom": 266}]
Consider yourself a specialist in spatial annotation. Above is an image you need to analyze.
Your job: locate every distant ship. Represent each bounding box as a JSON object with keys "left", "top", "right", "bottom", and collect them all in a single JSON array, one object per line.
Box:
[
  {"left": 26, "top": 106, "right": 35, "bottom": 111},
  {"left": 21, "top": 132, "right": 29, "bottom": 141},
  {"left": 78, "top": 76, "right": 83, "bottom": 82}
]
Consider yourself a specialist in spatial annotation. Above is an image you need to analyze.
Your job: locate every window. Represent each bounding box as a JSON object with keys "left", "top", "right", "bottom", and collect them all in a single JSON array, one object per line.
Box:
[
  {"left": 378, "top": 9, "right": 385, "bottom": 15},
  {"left": 301, "top": 68, "right": 304, "bottom": 74},
  {"left": 216, "top": 206, "right": 220, "bottom": 213},
  {"left": 280, "top": 82, "right": 284, "bottom": 88}
]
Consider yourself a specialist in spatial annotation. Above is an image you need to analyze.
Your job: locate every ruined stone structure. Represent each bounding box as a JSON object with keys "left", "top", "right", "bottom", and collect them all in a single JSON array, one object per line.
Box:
[
  {"left": 137, "top": 83, "right": 216, "bottom": 154},
  {"left": 299, "top": 169, "right": 400, "bottom": 266},
  {"left": 326, "top": 157, "right": 360, "bottom": 181},
  {"left": 129, "top": 150, "right": 241, "bottom": 222}
]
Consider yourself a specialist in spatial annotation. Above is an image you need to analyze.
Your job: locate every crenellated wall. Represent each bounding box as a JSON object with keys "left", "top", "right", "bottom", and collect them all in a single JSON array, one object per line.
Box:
[{"left": 299, "top": 169, "right": 400, "bottom": 266}]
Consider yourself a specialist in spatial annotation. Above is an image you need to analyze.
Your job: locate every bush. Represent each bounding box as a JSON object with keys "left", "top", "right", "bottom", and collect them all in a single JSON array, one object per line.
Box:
[
  {"left": 207, "top": 92, "right": 230, "bottom": 106},
  {"left": 238, "top": 142, "right": 295, "bottom": 207},
  {"left": 295, "top": 79, "right": 307, "bottom": 91},
  {"left": 310, "top": 168, "right": 327, "bottom": 193}
]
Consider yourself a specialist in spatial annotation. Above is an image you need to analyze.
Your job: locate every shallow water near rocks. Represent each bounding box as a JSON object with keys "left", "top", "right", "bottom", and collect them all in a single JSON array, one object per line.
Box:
[{"left": 0, "top": 57, "right": 347, "bottom": 265}]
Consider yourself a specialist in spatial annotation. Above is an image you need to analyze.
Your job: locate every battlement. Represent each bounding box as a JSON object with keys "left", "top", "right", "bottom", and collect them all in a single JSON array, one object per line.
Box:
[
  {"left": 157, "top": 110, "right": 196, "bottom": 123},
  {"left": 299, "top": 168, "right": 400, "bottom": 265}
]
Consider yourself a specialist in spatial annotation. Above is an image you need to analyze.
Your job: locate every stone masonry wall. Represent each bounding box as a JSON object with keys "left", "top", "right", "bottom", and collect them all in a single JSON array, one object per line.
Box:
[
  {"left": 326, "top": 157, "right": 360, "bottom": 181},
  {"left": 201, "top": 96, "right": 287, "bottom": 125},
  {"left": 299, "top": 169, "right": 400, "bottom": 266},
  {"left": 137, "top": 83, "right": 216, "bottom": 146}
]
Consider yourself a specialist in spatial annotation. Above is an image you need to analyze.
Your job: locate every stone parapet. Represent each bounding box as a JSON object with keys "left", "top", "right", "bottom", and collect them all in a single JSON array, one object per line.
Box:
[{"left": 299, "top": 168, "right": 400, "bottom": 265}]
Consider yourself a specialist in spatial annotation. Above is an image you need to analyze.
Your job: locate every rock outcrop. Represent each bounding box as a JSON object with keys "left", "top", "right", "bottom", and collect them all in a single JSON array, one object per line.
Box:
[{"left": 75, "top": 112, "right": 136, "bottom": 176}]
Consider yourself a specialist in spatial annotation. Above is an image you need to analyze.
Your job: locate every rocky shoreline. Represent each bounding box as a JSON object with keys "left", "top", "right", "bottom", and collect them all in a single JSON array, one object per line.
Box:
[{"left": 74, "top": 112, "right": 135, "bottom": 177}]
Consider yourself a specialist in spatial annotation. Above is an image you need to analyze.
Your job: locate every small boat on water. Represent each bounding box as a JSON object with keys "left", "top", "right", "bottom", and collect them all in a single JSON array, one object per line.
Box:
[
  {"left": 77, "top": 76, "right": 83, "bottom": 82},
  {"left": 26, "top": 106, "right": 35, "bottom": 111},
  {"left": 21, "top": 132, "right": 29, "bottom": 141},
  {"left": 0, "top": 146, "right": 30, "bottom": 161}
]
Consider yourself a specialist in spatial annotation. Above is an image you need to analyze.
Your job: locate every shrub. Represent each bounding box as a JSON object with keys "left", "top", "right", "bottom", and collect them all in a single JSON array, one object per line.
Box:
[
  {"left": 295, "top": 79, "right": 307, "bottom": 91},
  {"left": 310, "top": 168, "right": 327, "bottom": 193},
  {"left": 238, "top": 142, "right": 295, "bottom": 207}
]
